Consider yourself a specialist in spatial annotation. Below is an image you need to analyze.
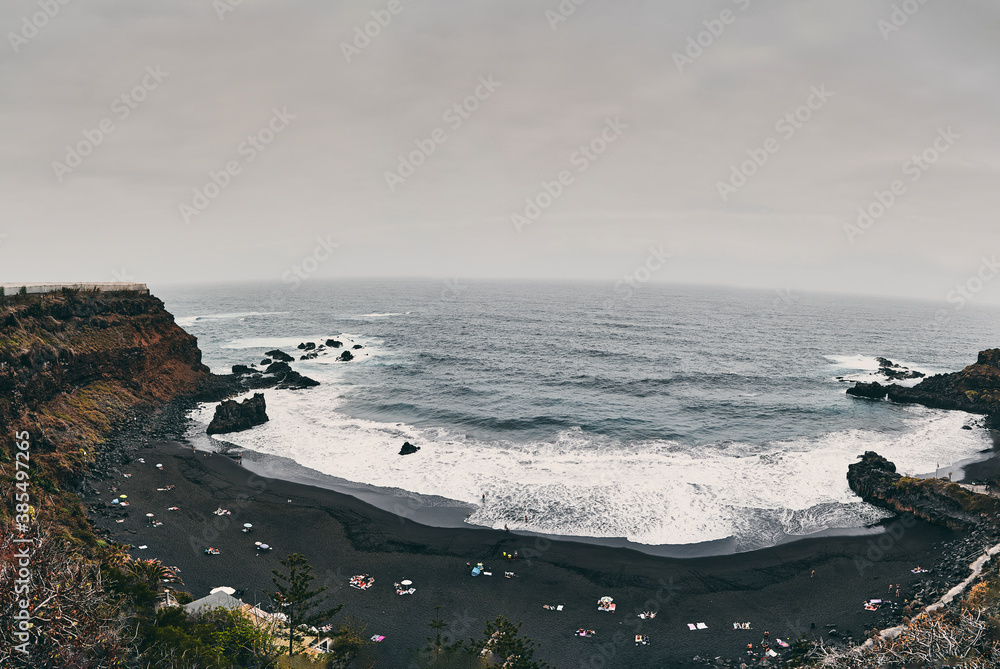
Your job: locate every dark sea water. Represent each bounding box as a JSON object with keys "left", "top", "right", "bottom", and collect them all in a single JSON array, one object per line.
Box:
[{"left": 158, "top": 280, "right": 1000, "bottom": 552}]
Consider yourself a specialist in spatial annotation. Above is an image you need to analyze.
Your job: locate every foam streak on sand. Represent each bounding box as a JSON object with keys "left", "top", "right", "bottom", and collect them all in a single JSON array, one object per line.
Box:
[{"left": 192, "top": 371, "right": 990, "bottom": 550}]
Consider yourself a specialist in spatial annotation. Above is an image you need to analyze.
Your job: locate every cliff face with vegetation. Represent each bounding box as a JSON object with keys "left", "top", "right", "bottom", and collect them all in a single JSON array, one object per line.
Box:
[{"left": 0, "top": 289, "right": 213, "bottom": 539}]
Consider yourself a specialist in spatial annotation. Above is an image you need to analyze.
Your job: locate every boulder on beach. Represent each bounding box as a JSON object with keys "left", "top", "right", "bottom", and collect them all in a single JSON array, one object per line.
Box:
[
  {"left": 326, "top": 339, "right": 342, "bottom": 348},
  {"left": 260, "top": 358, "right": 272, "bottom": 366},
  {"left": 232, "top": 364, "right": 258, "bottom": 376},
  {"left": 207, "top": 393, "right": 269, "bottom": 435},
  {"left": 399, "top": 441, "right": 420, "bottom": 456},
  {"left": 352, "top": 344, "right": 364, "bottom": 350},
  {"left": 338, "top": 350, "right": 354, "bottom": 362},
  {"left": 265, "top": 349, "right": 294, "bottom": 363}
]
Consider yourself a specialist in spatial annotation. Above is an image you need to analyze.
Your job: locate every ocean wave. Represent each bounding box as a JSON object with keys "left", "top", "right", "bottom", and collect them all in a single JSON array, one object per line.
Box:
[
  {"left": 176, "top": 311, "right": 288, "bottom": 328},
  {"left": 190, "top": 387, "right": 990, "bottom": 550}
]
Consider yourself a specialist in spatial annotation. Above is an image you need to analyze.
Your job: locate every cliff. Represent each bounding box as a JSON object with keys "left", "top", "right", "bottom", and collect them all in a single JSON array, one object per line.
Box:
[
  {"left": 847, "top": 451, "right": 1000, "bottom": 530},
  {"left": 0, "top": 288, "right": 215, "bottom": 541}
]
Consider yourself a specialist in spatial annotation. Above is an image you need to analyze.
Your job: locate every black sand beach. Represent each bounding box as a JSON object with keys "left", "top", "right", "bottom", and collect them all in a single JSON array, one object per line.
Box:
[{"left": 87, "top": 442, "right": 964, "bottom": 668}]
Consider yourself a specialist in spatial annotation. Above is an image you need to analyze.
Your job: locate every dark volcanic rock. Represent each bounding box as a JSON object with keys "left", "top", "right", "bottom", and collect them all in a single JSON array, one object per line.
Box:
[
  {"left": 846, "top": 381, "right": 889, "bottom": 399},
  {"left": 265, "top": 349, "right": 294, "bottom": 363},
  {"left": 253, "top": 360, "right": 320, "bottom": 390},
  {"left": 299, "top": 352, "right": 319, "bottom": 361},
  {"left": 276, "top": 370, "right": 320, "bottom": 390},
  {"left": 352, "top": 344, "right": 364, "bottom": 350},
  {"left": 886, "top": 349, "right": 1000, "bottom": 415},
  {"left": 847, "top": 451, "right": 997, "bottom": 530},
  {"left": 265, "top": 361, "right": 292, "bottom": 375},
  {"left": 399, "top": 441, "right": 420, "bottom": 456},
  {"left": 207, "top": 393, "right": 268, "bottom": 435},
  {"left": 876, "top": 357, "right": 925, "bottom": 380},
  {"left": 326, "top": 339, "right": 342, "bottom": 348},
  {"left": 232, "top": 364, "right": 258, "bottom": 376},
  {"left": 338, "top": 350, "right": 354, "bottom": 362},
  {"left": 260, "top": 358, "right": 272, "bottom": 366}
]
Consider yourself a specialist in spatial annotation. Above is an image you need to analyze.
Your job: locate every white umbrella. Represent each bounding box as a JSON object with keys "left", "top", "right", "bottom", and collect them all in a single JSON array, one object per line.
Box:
[
  {"left": 400, "top": 580, "right": 412, "bottom": 586},
  {"left": 210, "top": 586, "right": 236, "bottom": 595},
  {"left": 243, "top": 523, "right": 253, "bottom": 528},
  {"left": 146, "top": 513, "right": 155, "bottom": 517}
]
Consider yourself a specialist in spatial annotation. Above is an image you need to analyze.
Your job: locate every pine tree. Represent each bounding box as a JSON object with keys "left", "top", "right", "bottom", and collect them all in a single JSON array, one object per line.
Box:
[
  {"left": 269, "top": 553, "right": 343, "bottom": 657},
  {"left": 471, "top": 616, "right": 550, "bottom": 669}
]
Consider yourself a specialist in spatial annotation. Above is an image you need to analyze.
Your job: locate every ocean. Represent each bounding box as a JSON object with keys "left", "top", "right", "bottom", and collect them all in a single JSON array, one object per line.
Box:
[{"left": 159, "top": 280, "right": 1000, "bottom": 554}]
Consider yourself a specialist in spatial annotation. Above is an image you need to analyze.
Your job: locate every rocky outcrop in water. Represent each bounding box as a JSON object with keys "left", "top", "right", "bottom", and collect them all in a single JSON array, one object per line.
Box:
[
  {"left": 847, "top": 451, "right": 999, "bottom": 530},
  {"left": 876, "top": 357, "right": 925, "bottom": 380},
  {"left": 846, "top": 381, "right": 889, "bottom": 399},
  {"left": 399, "top": 441, "right": 420, "bottom": 456},
  {"left": 265, "top": 349, "right": 294, "bottom": 363},
  {"left": 207, "top": 393, "right": 268, "bottom": 434},
  {"left": 847, "top": 349, "right": 1000, "bottom": 417}
]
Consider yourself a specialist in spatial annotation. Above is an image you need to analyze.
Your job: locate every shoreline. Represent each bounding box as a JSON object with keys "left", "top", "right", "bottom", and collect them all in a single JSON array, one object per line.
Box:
[
  {"left": 84, "top": 439, "right": 990, "bottom": 668},
  {"left": 189, "top": 420, "right": 996, "bottom": 560}
]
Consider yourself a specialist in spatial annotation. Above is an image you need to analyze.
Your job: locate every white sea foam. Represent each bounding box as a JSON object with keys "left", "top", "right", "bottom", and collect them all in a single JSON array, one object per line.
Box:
[
  {"left": 175, "top": 311, "right": 287, "bottom": 328},
  {"left": 191, "top": 358, "right": 991, "bottom": 549},
  {"left": 825, "top": 354, "right": 937, "bottom": 387}
]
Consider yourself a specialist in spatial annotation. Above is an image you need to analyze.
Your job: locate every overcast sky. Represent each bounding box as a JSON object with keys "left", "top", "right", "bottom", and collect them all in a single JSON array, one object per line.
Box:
[{"left": 1, "top": 0, "right": 998, "bottom": 306}]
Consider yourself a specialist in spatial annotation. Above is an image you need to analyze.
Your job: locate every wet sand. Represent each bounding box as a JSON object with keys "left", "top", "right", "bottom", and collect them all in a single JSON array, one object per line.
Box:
[{"left": 87, "top": 441, "right": 958, "bottom": 668}]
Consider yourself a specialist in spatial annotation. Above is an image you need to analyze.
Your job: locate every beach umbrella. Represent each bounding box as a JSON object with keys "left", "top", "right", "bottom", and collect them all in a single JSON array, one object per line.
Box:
[
  {"left": 599, "top": 596, "right": 613, "bottom": 603},
  {"left": 120, "top": 495, "right": 127, "bottom": 498},
  {"left": 255, "top": 541, "right": 262, "bottom": 546},
  {"left": 243, "top": 523, "right": 252, "bottom": 528},
  {"left": 260, "top": 543, "right": 270, "bottom": 550},
  {"left": 146, "top": 513, "right": 154, "bottom": 518},
  {"left": 210, "top": 586, "right": 236, "bottom": 595},
  {"left": 400, "top": 580, "right": 412, "bottom": 586}
]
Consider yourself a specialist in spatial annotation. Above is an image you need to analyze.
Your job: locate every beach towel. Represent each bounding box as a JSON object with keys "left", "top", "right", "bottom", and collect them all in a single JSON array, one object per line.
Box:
[
  {"left": 696, "top": 623, "right": 708, "bottom": 629},
  {"left": 687, "top": 624, "right": 697, "bottom": 630},
  {"left": 767, "top": 649, "right": 778, "bottom": 657},
  {"left": 370, "top": 635, "right": 385, "bottom": 642},
  {"left": 776, "top": 639, "right": 789, "bottom": 648},
  {"left": 138, "top": 545, "right": 147, "bottom": 549}
]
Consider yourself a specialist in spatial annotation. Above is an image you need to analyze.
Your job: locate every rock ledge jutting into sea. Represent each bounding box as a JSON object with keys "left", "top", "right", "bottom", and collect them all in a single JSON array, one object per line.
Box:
[
  {"left": 847, "top": 451, "right": 1000, "bottom": 530},
  {"left": 847, "top": 348, "right": 1000, "bottom": 417}
]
